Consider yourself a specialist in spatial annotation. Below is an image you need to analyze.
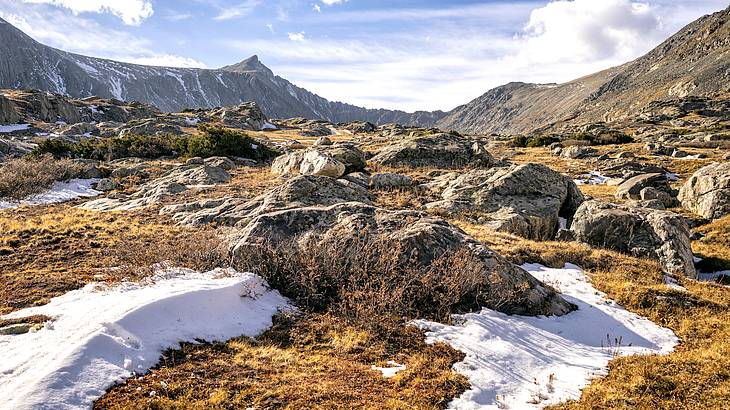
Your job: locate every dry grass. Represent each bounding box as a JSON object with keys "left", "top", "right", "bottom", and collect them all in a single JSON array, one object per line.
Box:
[
  {"left": 693, "top": 215, "right": 730, "bottom": 273},
  {"left": 96, "top": 313, "right": 469, "bottom": 410},
  {"left": 0, "top": 205, "right": 226, "bottom": 314},
  {"left": 0, "top": 154, "right": 85, "bottom": 200},
  {"left": 456, "top": 220, "right": 730, "bottom": 410}
]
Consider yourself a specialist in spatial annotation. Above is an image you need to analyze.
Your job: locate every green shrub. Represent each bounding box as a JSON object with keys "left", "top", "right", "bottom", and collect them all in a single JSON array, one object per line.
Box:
[
  {"left": 177, "top": 124, "right": 279, "bottom": 160},
  {"left": 29, "top": 139, "right": 77, "bottom": 159},
  {"left": 526, "top": 135, "right": 559, "bottom": 148},
  {"left": 511, "top": 135, "right": 528, "bottom": 148}
]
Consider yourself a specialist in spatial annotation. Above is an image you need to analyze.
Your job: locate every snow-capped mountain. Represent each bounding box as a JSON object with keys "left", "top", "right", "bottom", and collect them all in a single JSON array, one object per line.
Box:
[{"left": 0, "top": 17, "right": 445, "bottom": 126}]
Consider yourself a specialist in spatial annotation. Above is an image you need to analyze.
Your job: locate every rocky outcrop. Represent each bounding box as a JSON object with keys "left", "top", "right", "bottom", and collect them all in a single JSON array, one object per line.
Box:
[
  {"left": 0, "top": 94, "right": 20, "bottom": 124},
  {"left": 118, "top": 118, "right": 184, "bottom": 137},
  {"left": 370, "top": 133, "right": 495, "bottom": 168},
  {"left": 369, "top": 173, "right": 414, "bottom": 189},
  {"left": 571, "top": 201, "right": 696, "bottom": 277},
  {"left": 229, "top": 202, "right": 575, "bottom": 316},
  {"left": 678, "top": 162, "right": 730, "bottom": 220},
  {"left": 209, "top": 102, "right": 268, "bottom": 131},
  {"left": 615, "top": 173, "right": 674, "bottom": 201},
  {"left": 160, "top": 175, "right": 372, "bottom": 226},
  {"left": 272, "top": 143, "right": 366, "bottom": 177},
  {"left": 559, "top": 146, "right": 597, "bottom": 159},
  {"left": 425, "top": 163, "right": 584, "bottom": 240},
  {"left": 80, "top": 163, "right": 230, "bottom": 211}
]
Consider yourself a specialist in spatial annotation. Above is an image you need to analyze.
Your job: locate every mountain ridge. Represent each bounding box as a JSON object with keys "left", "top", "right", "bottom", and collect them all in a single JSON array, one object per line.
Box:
[{"left": 0, "top": 17, "right": 445, "bottom": 126}]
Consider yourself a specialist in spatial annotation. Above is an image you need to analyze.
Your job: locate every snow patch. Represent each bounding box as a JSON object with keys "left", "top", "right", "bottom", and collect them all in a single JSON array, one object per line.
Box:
[
  {"left": 371, "top": 361, "right": 406, "bottom": 378},
  {"left": 262, "top": 122, "right": 278, "bottom": 130},
  {"left": 573, "top": 171, "right": 611, "bottom": 185},
  {"left": 0, "top": 123, "right": 30, "bottom": 133},
  {"left": 414, "top": 263, "right": 677, "bottom": 410},
  {"left": 0, "top": 179, "right": 101, "bottom": 210},
  {"left": 0, "top": 268, "right": 290, "bottom": 410},
  {"left": 185, "top": 117, "right": 200, "bottom": 126}
]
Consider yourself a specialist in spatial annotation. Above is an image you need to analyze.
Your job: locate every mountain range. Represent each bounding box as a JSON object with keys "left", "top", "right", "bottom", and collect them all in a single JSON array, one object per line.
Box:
[{"left": 1, "top": 5, "right": 729, "bottom": 134}]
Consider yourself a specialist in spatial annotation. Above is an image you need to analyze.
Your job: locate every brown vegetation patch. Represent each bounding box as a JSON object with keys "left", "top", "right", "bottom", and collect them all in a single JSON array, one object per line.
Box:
[
  {"left": 0, "top": 155, "right": 85, "bottom": 200},
  {"left": 96, "top": 313, "right": 469, "bottom": 410},
  {"left": 0, "top": 205, "right": 226, "bottom": 314},
  {"left": 693, "top": 215, "right": 730, "bottom": 273}
]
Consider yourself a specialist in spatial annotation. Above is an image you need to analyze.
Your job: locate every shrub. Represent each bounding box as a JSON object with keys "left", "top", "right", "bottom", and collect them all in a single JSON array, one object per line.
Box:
[
  {"left": 511, "top": 135, "right": 528, "bottom": 148},
  {"left": 526, "top": 134, "right": 559, "bottom": 148},
  {"left": 177, "top": 124, "right": 279, "bottom": 159},
  {"left": 0, "top": 154, "right": 85, "bottom": 200},
  {"left": 234, "top": 235, "right": 515, "bottom": 324},
  {"left": 29, "top": 139, "right": 77, "bottom": 159}
]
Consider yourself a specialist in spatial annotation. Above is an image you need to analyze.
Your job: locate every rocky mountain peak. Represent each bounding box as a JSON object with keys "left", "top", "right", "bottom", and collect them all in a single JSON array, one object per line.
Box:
[{"left": 220, "top": 55, "right": 273, "bottom": 76}]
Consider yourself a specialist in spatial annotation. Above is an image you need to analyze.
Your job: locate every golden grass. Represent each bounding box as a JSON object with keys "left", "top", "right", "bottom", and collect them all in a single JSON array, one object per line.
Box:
[
  {"left": 693, "top": 215, "right": 730, "bottom": 273},
  {"left": 0, "top": 205, "right": 225, "bottom": 314},
  {"left": 96, "top": 314, "right": 469, "bottom": 409},
  {"left": 456, "top": 220, "right": 730, "bottom": 409}
]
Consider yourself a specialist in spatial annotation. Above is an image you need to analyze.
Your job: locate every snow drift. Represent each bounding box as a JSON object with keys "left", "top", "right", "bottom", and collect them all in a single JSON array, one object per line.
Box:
[
  {"left": 416, "top": 263, "right": 678, "bottom": 410},
  {"left": 0, "top": 178, "right": 101, "bottom": 210},
  {"left": 0, "top": 268, "right": 290, "bottom": 410}
]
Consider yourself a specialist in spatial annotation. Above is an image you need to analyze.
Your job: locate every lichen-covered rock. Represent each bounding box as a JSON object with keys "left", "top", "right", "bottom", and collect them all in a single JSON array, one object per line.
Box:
[
  {"left": 615, "top": 173, "right": 673, "bottom": 200},
  {"left": 571, "top": 200, "right": 696, "bottom": 277},
  {"left": 369, "top": 173, "right": 413, "bottom": 189},
  {"left": 209, "top": 102, "right": 268, "bottom": 131},
  {"left": 230, "top": 202, "right": 575, "bottom": 316},
  {"left": 370, "top": 133, "right": 495, "bottom": 168},
  {"left": 679, "top": 162, "right": 730, "bottom": 220},
  {"left": 425, "top": 163, "right": 584, "bottom": 240},
  {"left": 161, "top": 175, "right": 372, "bottom": 226},
  {"left": 272, "top": 149, "right": 345, "bottom": 178},
  {"left": 560, "top": 146, "right": 597, "bottom": 159}
]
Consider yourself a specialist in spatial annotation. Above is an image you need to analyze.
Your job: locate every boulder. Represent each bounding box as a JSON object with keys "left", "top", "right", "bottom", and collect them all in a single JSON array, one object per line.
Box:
[
  {"left": 0, "top": 138, "right": 35, "bottom": 160},
  {"left": 204, "top": 156, "right": 236, "bottom": 170},
  {"left": 118, "top": 118, "right": 183, "bottom": 137},
  {"left": 571, "top": 201, "right": 696, "bottom": 277},
  {"left": 369, "top": 173, "right": 413, "bottom": 189},
  {"left": 230, "top": 202, "right": 575, "bottom": 316},
  {"left": 59, "top": 122, "right": 99, "bottom": 136},
  {"left": 678, "top": 162, "right": 730, "bottom": 220},
  {"left": 161, "top": 175, "right": 372, "bottom": 226},
  {"left": 370, "top": 133, "right": 495, "bottom": 168},
  {"left": 0, "top": 95, "right": 21, "bottom": 124},
  {"left": 615, "top": 173, "right": 673, "bottom": 200},
  {"left": 640, "top": 187, "right": 674, "bottom": 208},
  {"left": 321, "top": 143, "right": 367, "bottom": 173},
  {"left": 299, "top": 150, "right": 346, "bottom": 177},
  {"left": 210, "top": 102, "right": 268, "bottom": 131},
  {"left": 560, "top": 146, "right": 597, "bottom": 159},
  {"left": 313, "top": 136, "right": 333, "bottom": 146},
  {"left": 424, "top": 163, "right": 584, "bottom": 240}
]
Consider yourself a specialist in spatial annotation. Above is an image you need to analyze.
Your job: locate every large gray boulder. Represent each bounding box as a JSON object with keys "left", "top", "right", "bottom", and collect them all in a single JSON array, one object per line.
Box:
[
  {"left": 271, "top": 149, "right": 346, "bottom": 178},
  {"left": 209, "top": 102, "right": 268, "bottom": 131},
  {"left": 615, "top": 173, "right": 673, "bottom": 201},
  {"left": 571, "top": 200, "right": 696, "bottom": 277},
  {"left": 678, "top": 162, "right": 730, "bottom": 220},
  {"left": 160, "top": 175, "right": 372, "bottom": 226},
  {"left": 0, "top": 95, "right": 20, "bottom": 124},
  {"left": 425, "top": 163, "right": 584, "bottom": 240},
  {"left": 229, "top": 202, "right": 575, "bottom": 317},
  {"left": 369, "top": 133, "right": 495, "bottom": 168},
  {"left": 560, "top": 145, "right": 597, "bottom": 159}
]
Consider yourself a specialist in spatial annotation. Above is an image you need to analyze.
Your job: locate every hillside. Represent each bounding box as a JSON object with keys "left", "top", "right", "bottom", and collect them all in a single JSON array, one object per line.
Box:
[{"left": 437, "top": 5, "right": 730, "bottom": 134}]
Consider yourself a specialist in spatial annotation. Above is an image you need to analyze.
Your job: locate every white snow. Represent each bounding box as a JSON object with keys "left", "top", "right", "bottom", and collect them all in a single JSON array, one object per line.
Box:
[
  {"left": 184, "top": 117, "right": 200, "bottom": 126},
  {"left": 666, "top": 172, "right": 679, "bottom": 181},
  {"left": 262, "top": 122, "right": 278, "bottom": 130},
  {"left": 698, "top": 270, "right": 730, "bottom": 283},
  {"left": 414, "top": 263, "right": 677, "bottom": 410},
  {"left": 573, "top": 171, "right": 611, "bottom": 185},
  {"left": 371, "top": 361, "right": 407, "bottom": 378},
  {"left": 0, "top": 179, "right": 102, "bottom": 210},
  {"left": 0, "top": 268, "right": 290, "bottom": 410},
  {"left": 0, "top": 123, "right": 30, "bottom": 133},
  {"left": 558, "top": 217, "right": 568, "bottom": 230}
]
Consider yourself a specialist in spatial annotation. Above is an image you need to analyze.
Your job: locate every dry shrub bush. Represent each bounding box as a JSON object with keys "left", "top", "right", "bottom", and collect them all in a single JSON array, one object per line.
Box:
[
  {"left": 234, "top": 235, "right": 515, "bottom": 327},
  {"left": 106, "top": 230, "right": 230, "bottom": 279},
  {"left": 0, "top": 154, "right": 85, "bottom": 200}
]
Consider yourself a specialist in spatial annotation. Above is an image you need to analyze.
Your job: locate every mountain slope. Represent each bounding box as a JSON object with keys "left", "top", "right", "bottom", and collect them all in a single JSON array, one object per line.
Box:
[
  {"left": 437, "top": 6, "right": 730, "bottom": 134},
  {"left": 0, "top": 18, "right": 444, "bottom": 126}
]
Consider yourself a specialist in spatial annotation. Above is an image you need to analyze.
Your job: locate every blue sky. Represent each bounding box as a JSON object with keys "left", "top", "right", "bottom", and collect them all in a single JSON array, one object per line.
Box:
[{"left": 0, "top": 0, "right": 727, "bottom": 111}]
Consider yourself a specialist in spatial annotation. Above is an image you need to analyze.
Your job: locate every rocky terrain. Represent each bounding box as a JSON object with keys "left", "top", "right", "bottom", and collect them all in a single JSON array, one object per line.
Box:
[{"left": 0, "top": 4, "right": 730, "bottom": 410}]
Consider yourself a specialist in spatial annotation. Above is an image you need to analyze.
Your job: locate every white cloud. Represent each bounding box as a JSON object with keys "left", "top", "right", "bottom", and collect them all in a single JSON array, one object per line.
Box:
[
  {"left": 0, "top": 4, "right": 206, "bottom": 69},
  {"left": 266, "top": 23, "right": 274, "bottom": 33},
  {"left": 214, "top": 0, "right": 261, "bottom": 20},
  {"left": 515, "top": 0, "right": 663, "bottom": 64},
  {"left": 313, "top": 4, "right": 321, "bottom": 13},
  {"left": 322, "top": 0, "right": 347, "bottom": 5},
  {"left": 287, "top": 32, "right": 306, "bottom": 41},
  {"left": 22, "top": 0, "right": 153, "bottom": 25}
]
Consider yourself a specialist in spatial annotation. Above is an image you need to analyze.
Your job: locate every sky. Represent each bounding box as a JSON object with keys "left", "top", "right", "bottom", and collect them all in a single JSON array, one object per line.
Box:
[{"left": 0, "top": 0, "right": 727, "bottom": 112}]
